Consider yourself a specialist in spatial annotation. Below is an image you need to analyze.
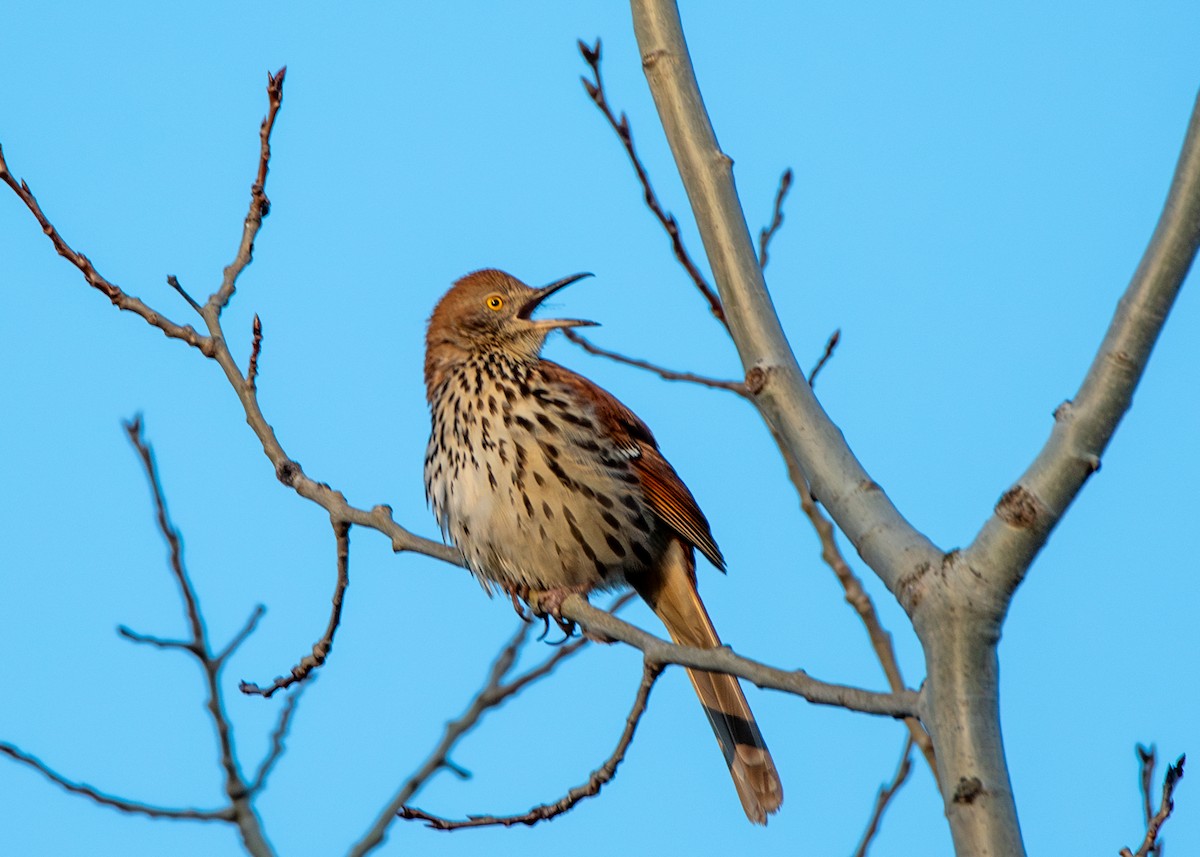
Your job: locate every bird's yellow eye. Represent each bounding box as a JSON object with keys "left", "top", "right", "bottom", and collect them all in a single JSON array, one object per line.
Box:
[{"left": 486, "top": 295, "right": 504, "bottom": 311}]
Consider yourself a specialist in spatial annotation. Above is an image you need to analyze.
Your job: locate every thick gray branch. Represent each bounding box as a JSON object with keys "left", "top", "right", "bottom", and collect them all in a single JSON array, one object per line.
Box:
[
  {"left": 966, "top": 89, "right": 1200, "bottom": 604},
  {"left": 628, "top": 0, "right": 943, "bottom": 604}
]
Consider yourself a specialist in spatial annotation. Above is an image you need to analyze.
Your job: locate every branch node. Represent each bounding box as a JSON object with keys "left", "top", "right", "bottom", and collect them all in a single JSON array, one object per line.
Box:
[
  {"left": 745, "top": 365, "right": 767, "bottom": 395},
  {"left": 275, "top": 458, "right": 302, "bottom": 486},
  {"left": 247, "top": 314, "right": 263, "bottom": 391}
]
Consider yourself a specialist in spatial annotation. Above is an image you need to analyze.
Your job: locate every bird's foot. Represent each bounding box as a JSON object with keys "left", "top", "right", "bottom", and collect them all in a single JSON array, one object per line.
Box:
[
  {"left": 526, "top": 586, "right": 582, "bottom": 639},
  {"left": 526, "top": 586, "right": 614, "bottom": 644},
  {"left": 503, "top": 585, "right": 576, "bottom": 643}
]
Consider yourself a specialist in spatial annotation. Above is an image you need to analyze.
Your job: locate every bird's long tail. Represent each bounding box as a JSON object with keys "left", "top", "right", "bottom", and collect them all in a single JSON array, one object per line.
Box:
[{"left": 631, "top": 539, "right": 783, "bottom": 824}]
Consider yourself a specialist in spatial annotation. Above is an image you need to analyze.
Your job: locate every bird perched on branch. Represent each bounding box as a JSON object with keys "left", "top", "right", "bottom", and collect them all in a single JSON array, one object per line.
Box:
[{"left": 423, "top": 268, "right": 782, "bottom": 823}]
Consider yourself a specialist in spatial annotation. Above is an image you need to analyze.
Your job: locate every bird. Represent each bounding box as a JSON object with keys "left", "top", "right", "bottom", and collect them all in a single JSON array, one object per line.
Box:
[{"left": 423, "top": 268, "right": 783, "bottom": 824}]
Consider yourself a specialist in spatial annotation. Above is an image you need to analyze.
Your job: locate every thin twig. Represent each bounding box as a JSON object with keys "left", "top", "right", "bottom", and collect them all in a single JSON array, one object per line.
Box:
[
  {"left": 853, "top": 735, "right": 915, "bottom": 857},
  {"left": 216, "top": 605, "right": 268, "bottom": 665},
  {"left": 808, "top": 329, "right": 840, "bottom": 388},
  {"left": 1122, "top": 747, "right": 1186, "bottom": 857},
  {"left": 167, "top": 274, "right": 203, "bottom": 313},
  {"left": 758, "top": 167, "right": 793, "bottom": 270},
  {"left": 401, "top": 660, "right": 664, "bottom": 830},
  {"left": 797, "top": 476, "right": 937, "bottom": 778},
  {"left": 0, "top": 146, "right": 214, "bottom": 356},
  {"left": 240, "top": 521, "right": 351, "bottom": 697},
  {"left": 116, "top": 626, "right": 194, "bottom": 652},
  {"left": 1139, "top": 745, "right": 1157, "bottom": 837},
  {"left": 209, "top": 67, "right": 286, "bottom": 312},
  {"left": 577, "top": 38, "right": 725, "bottom": 326},
  {"left": 249, "top": 688, "right": 304, "bottom": 794},
  {"left": 0, "top": 742, "right": 233, "bottom": 822},
  {"left": 564, "top": 329, "right": 748, "bottom": 395},
  {"left": 123, "top": 417, "right": 207, "bottom": 657}
]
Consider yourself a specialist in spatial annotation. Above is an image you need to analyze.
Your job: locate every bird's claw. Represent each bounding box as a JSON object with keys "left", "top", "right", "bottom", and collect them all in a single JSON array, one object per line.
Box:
[
  {"left": 508, "top": 587, "right": 532, "bottom": 622},
  {"left": 520, "top": 586, "right": 588, "bottom": 643}
]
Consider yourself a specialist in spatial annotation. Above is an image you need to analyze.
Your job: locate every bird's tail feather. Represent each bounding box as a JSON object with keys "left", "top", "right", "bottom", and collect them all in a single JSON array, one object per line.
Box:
[{"left": 631, "top": 540, "right": 783, "bottom": 824}]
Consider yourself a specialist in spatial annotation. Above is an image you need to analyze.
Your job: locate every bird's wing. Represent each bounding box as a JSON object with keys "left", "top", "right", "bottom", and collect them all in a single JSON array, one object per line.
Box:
[{"left": 541, "top": 359, "right": 725, "bottom": 570}]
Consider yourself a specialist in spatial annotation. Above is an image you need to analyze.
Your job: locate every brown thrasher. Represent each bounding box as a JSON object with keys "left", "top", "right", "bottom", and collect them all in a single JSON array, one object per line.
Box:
[{"left": 423, "top": 269, "right": 783, "bottom": 823}]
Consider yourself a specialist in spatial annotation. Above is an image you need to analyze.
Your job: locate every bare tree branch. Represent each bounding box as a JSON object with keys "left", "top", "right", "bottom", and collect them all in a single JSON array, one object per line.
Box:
[
  {"left": 853, "top": 735, "right": 915, "bottom": 857},
  {"left": 216, "top": 605, "right": 268, "bottom": 665},
  {"left": 210, "top": 67, "right": 286, "bottom": 312},
  {"left": 966, "top": 88, "right": 1200, "bottom": 604},
  {"left": 1121, "top": 747, "right": 1187, "bottom": 857},
  {"left": 116, "top": 626, "right": 195, "bottom": 652},
  {"left": 807, "top": 329, "right": 840, "bottom": 387},
  {"left": 401, "top": 660, "right": 664, "bottom": 830},
  {"left": 560, "top": 594, "right": 917, "bottom": 718},
  {"left": 348, "top": 597, "right": 634, "bottom": 857},
  {"left": 0, "top": 70, "right": 465, "bottom": 616},
  {"left": 627, "top": 6, "right": 1198, "bottom": 853},
  {"left": 1140, "top": 745, "right": 1159, "bottom": 848},
  {"left": 564, "top": 328, "right": 748, "bottom": 395},
  {"left": 167, "top": 273, "right": 203, "bottom": 313},
  {"left": 578, "top": 38, "right": 726, "bottom": 326},
  {"left": 1, "top": 419, "right": 290, "bottom": 856},
  {"left": 580, "top": 6, "right": 929, "bottom": 794},
  {"left": 249, "top": 689, "right": 305, "bottom": 795},
  {"left": 797, "top": 478, "right": 937, "bottom": 779},
  {"left": 758, "top": 167, "right": 793, "bottom": 270},
  {"left": 757, "top": 326, "right": 935, "bottom": 775},
  {"left": 0, "top": 147, "right": 216, "bottom": 355},
  {"left": 627, "top": 5, "right": 1032, "bottom": 852},
  {"left": 122, "top": 417, "right": 278, "bottom": 856},
  {"left": 0, "top": 742, "right": 233, "bottom": 822},
  {"left": 575, "top": 43, "right": 916, "bottom": 762},
  {"left": 630, "top": 2, "right": 939, "bottom": 601},
  {"left": 774, "top": 330, "right": 939, "bottom": 775},
  {"left": 240, "top": 520, "right": 351, "bottom": 697}
]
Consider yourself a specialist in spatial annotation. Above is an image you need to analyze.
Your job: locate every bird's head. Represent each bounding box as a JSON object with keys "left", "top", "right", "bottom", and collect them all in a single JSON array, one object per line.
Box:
[
  {"left": 429, "top": 269, "right": 596, "bottom": 352},
  {"left": 425, "top": 269, "right": 595, "bottom": 390}
]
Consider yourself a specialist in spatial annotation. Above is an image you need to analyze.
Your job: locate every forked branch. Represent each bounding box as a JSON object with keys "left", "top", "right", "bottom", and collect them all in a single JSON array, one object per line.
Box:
[
  {"left": 1121, "top": 747, "right": 1186, "bottom": 857},
  {"left": 349, "top": 595, "right": 633, "bottom": 855},
  {"left": 400, "top": 660, "right": 663, "bottom": 831},
  {"left": 0, "top": 419, "right": 295, "bottom": 857}
]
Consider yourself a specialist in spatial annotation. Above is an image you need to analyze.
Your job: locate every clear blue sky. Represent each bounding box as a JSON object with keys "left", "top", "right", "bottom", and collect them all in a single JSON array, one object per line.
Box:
[{"left": 1, "top": 3, "right": 1197, "bottom": 855}]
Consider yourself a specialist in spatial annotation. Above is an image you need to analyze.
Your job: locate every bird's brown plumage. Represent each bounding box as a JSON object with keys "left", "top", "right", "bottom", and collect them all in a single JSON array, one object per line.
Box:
[{"left": 423, "top": 269, "right": 782, "bottom": 822}]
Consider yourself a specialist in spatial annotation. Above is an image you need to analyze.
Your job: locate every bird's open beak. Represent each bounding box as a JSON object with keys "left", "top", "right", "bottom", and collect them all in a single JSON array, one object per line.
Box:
[{"left": 519, "top": 272, "right": 598, "bottom": 330}]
